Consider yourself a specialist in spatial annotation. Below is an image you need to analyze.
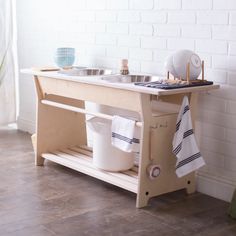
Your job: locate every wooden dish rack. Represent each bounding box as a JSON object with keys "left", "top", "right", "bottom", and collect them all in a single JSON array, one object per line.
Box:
[{"left": 166, "top": 60, "right": 207, "bottom": 85}]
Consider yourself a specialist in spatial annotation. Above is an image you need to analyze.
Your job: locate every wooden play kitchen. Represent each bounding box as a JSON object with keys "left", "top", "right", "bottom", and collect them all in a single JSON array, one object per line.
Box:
[{"left": 22, "top": 68, "right": 219, "bottom": 208}]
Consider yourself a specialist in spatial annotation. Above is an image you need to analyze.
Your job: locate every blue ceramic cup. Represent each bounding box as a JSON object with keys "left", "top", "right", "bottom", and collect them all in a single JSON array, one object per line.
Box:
[
  {"left": 56, "top": 47, "right": 75, "bottom": 54},
  {"left": 54, "top": 47, "right": 75, "bottom": 68}
]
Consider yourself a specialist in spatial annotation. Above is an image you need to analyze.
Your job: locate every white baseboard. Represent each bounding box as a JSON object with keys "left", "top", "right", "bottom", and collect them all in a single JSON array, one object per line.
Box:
[
  {"left": 197, "top": 172, "right": 235, "bottom": 202},
  {"left": 17, "top": 117, "right": 36, "bottom": 134}
]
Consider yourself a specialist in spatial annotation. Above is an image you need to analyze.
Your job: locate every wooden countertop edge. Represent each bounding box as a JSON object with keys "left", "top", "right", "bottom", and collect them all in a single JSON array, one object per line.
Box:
[{"left": 21, "top": 69, "right": 220, "bottom": 96}]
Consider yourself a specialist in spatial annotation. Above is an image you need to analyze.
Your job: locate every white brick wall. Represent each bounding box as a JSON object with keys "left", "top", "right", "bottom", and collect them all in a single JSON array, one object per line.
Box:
[
  {"left": 130, "top": 0, "right": 154, "bottom": 10},
  {"left": 130, "top": 24, "right": 153, "bottom": 35},
  {"left": 168, "top": 12, "right": 196, "bottom": 24},
  {"left": 86, "top": 0, "right": 107, "bottom": 10},
  {"left": 213, "top": 0, "right": 236, "bottom": 10},
  {"left": 197, "top": 11, "right": 229, "bottom": 25},
  {"left": 17, "top": 0, "right": 236, "bottom": 202},
  {"left": 229, "top": 42, "right": 236, "bottom": 55},
  {"left": 155, "top": 0, "right": 181, "bottom": 10},
  {"left": 118, "top": 11, "right": 140, "bottom": 22},
  {"left": 154, "top": 25, "right": 181, "bottom": 37},
  {"left": 230, "top": 12, "right": 236, "bottom": 25},
  {"left": 107, "top": 0, "right": 129, "bottom": 10},
  {"left": 96, "top": 11, "right": 116, "bottom": 22},
  {"left": 182, "top": 0, "right": 212, "bottom": 10},
  {"left": 141, "top": 37, "right": 166, "bottom": 49},
  {"left": 196, "top": 40, "right": 227, "bottom": 54},
  {"left": 141, "top": 11, "right": 167, "bottom": 24},
  {"left": 213, "top": 26, "right": 236, "bottom": 40},
  {"left": 118, "top": 35, "right": 140, "bottom": 47},
  {"left": 129, "top": 48, "right": 153, "bottom": 60},
  {"left": 106, "top": 23, "right": 129, "bottom": 34},
  {"left": 168, "top": 38, "right": 195, "bottom": 50},
  {"left": 181, "top": 25, "right": 211, "bottom": 39}
]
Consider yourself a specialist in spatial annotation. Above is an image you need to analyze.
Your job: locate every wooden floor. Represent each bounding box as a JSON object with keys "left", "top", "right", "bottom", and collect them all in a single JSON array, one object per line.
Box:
[{"left": 0, "top": 127, "right": 236, "bottom": 236}]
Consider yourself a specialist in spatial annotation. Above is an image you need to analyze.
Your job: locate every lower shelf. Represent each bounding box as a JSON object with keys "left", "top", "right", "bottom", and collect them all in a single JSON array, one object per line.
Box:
[{"left": 42, "top": 146, "right": 138, "bottom": 193}]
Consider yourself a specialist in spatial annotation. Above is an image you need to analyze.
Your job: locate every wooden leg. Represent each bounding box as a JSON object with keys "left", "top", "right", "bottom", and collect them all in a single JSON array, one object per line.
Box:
[
  {"left": 186, "top": 186, "right": 196, "bottom": 194},
  {"left": 35, "top": 154, "right": 44, "bottom": 166},
  {"left": 186, "top": 174, "right": 196, "bottom": 194},
  {"left": 136, "top": 193, "right": 150, "bottom": 208},
  {"left": 136, "top": 93, "right": 153, "bottom": 208}
]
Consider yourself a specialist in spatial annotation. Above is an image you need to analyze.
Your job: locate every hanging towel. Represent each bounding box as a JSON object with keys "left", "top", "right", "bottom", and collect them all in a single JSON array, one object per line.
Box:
[
  {"left": 111, "top": 115, "right": 140, "bottom": 153},
  {"left": 172, "top": 96, "right": 205, "bottom": 178}
]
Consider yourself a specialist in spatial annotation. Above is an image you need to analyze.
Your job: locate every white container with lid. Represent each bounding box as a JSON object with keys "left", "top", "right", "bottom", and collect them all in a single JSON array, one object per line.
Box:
[{"left": 87, "top": 117, "right": 134, "bottom": 172}]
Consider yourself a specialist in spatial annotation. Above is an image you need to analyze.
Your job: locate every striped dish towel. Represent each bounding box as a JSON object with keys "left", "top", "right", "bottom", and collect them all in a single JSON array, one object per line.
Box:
[
  {"left": 172, "top": 96, "right": 205, "bottom": 178},
  {"left": 111, "top": 115, "right": 140, "bottom": 153}
]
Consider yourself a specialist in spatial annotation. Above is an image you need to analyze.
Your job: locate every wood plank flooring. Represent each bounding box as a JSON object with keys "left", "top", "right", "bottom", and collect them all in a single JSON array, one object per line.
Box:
[{"left": 0, "top": 127, "right": 236, "bottom": 236}]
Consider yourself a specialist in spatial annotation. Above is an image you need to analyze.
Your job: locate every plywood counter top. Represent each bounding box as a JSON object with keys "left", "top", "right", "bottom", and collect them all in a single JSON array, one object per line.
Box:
[{"left": 21, "top": 69, "right": 220, "bottom": 96}]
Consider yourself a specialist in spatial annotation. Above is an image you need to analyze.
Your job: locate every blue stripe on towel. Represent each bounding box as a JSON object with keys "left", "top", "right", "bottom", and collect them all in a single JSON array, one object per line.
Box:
[
  {"left": 176, "top": 152, "right": 201, "bottom": 169},
  {"left": 176, "top": 120, "right": 181, "bottom": 132},
  {"left": 183, "top": 129, "right": 194, "bottom": 138},
  {"left": 112, "top": 132, "right": 133, "bottom": 144},
  {"left": 173, "top": 143, "right": 182, "bottom": 155},
  {"left": 132, "top": 138, "right": 140, "bottom": 144},
  {"left": 175, "top": 105, "right": 190, "bottom": 132},
  {"left": 173, "top": 129, "right": 194, "bottom": 155},
  {"left": 183, "top": 105, "right": 189, "bottom": 115}
]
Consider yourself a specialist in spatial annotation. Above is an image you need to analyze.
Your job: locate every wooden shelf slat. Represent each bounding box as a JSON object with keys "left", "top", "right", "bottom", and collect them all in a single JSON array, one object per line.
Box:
[
  {"left": 63, "top": 149, "right": 91, "bottom": 161},
  {"left": 70, "top": 146, "right": 93, "bottom": 157},
  {"left": 42, "top": 148, "right": 138, "bottom": 193},
  {"left": 56, "top": 150, "right": 138, "bottom": 185}
]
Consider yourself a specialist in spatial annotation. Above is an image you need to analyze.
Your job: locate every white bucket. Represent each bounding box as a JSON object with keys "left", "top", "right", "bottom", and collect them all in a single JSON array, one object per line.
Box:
[{"left": 87, "top": 117, "right": 134, "bottom": 172}]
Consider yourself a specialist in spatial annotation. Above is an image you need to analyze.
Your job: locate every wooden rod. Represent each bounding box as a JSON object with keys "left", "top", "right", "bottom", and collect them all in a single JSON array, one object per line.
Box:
[
  {"left": 41, "top": 99, "right": 142, "bottom": 127},
  {"left": 186, "top": 62, "right": 190, "bottom": 84},
  {"left": 202, "top": 60, "right": 204, "bottom": 81}
]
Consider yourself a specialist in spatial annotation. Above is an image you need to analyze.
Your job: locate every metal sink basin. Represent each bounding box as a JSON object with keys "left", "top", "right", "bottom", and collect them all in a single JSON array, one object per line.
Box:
[
  {"left": 58, "top": 67, "right": 113, "bottom": 76},
  {"left": 121, "top": 74, "right": 159, "bottom": 83},
  {"left": 102, "top": 74, "right": 160, "bottom": 83}
]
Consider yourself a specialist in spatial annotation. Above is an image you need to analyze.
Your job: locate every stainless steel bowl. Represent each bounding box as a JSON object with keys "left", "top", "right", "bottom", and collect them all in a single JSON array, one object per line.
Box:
[
  {"left": 121, "top": 75, "right": 156, "bottom": 83},
  {"left": 102, "top": 74, "right": 160, "bottom": 83},
  {"left": 58, "top": 68, "right": 113, "bottom": 76}
]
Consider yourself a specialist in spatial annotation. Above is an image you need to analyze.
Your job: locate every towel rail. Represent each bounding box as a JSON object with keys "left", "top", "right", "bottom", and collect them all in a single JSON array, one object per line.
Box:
[{"left": 41, "top": 99, "right": 143, "bottom": 127}]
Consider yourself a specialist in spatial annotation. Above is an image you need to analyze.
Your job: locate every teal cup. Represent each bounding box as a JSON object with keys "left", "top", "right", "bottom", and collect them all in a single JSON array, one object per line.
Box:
[{"left": 54, "top": 47, "right": 75, "bottom": 68}]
